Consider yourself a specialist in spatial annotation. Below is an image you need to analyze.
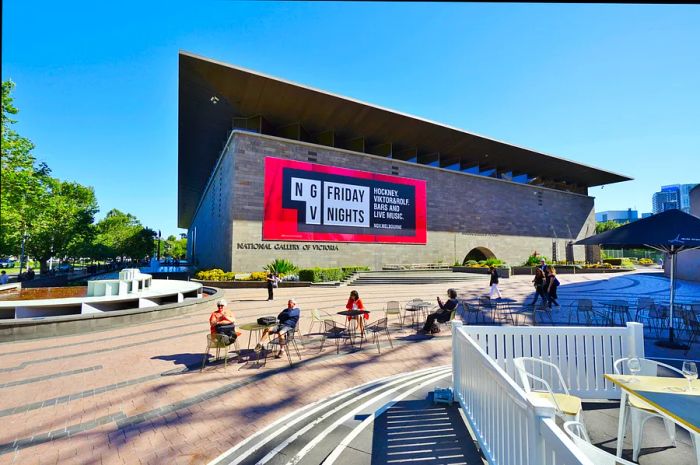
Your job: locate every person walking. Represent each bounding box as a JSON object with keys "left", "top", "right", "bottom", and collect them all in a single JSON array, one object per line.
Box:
[
  {"left": 546, "top": 267, "right": 561, "bottom": 308},
  {"left": 530, "top": 268, "right": 548, "bottom": 307},
  {"left": 488, "top": 266, "right": 502, "bottom": 299}
]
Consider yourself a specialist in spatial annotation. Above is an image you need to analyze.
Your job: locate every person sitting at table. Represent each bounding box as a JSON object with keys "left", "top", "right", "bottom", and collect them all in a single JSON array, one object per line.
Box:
[
  {"left": 255, "top": 298, "right": 301, "bottom": 357},
  {"left": 419, "top": 289, "right": 458, "bottom": 334},
  {"left": 209, "top": 299, "right": 237, "bottom": 343},
  {"left": 345, "top": 290, "right": 368, "bottom": 332}
]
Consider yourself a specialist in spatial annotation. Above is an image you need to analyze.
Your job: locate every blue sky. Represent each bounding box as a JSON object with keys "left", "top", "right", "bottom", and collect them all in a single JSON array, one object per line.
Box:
[{"left": 3, "top": 2, "right": 699, "bottom": 237}]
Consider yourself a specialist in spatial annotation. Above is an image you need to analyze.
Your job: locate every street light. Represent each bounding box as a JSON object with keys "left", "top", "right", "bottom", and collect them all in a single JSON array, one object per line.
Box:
[{"left": 19, "top": 233, "right": 29, "bottom": 276}]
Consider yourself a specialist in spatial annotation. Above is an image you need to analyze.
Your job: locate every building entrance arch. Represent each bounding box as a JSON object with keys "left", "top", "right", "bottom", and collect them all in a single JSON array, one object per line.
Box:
[{"left": 463, "top": 247, "right": 496, "bottom": 264}]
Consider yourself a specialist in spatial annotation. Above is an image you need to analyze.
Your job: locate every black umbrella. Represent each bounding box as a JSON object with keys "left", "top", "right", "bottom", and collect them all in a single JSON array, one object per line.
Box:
[{"left": 575, "top": 209, "right": 700, "bottom": 348}]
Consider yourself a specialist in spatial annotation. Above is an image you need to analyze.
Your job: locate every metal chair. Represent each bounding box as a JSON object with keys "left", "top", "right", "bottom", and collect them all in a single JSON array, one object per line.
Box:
[
  {"left": 200, "top": 333, "right": 241, "bottom": 372},
  {"left": 384, "top": 301, "right": 404, "bottom": 331},
  {"left": 608, "top": 299, "right": 632, "bottom": 326},
  {"left": 364, "top": 317, "right": 393, "bottom": 353},
  {"left": 463, "top": 302, "right": 486, "bottom": 324},
  {"left": 478, "top": 296, "right": 497, "bottom": 324},
  {"left": 567, "top": 299, "right": 597, "bottom": 326},
  {"left": 513, "top": 357, "right": 582, "bottom": 422},
  {"left": 563, "top": 421, "right": 636, "bottom": 465},
  {"left": 319, "top": 320, "right": 350, "bottom": 354},
  {"left": 265, "top": 326, "right": 302, "bottom": 367},
  {"left": 308, "top": 308, "right": 332, "bottom": 336},
  {"left": 614, "top": 357, "right": 681, "bottom": 462}
]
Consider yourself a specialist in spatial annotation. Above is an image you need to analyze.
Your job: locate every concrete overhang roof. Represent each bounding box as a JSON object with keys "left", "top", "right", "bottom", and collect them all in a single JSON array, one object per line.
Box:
[{"left": 178, "top": 51, "right": 631, "bottom": 228}]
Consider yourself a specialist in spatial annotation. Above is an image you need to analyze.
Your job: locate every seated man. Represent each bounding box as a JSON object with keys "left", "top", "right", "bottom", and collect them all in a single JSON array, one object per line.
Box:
[
  {"left": 419, "top": 289, "right": 458, "bottom": 334},
  {"left": 255, "top": 298, "right": 301, "bottom": 358},
  {"left": 209, "top": 299, "right": 237, "bottom": 342}
]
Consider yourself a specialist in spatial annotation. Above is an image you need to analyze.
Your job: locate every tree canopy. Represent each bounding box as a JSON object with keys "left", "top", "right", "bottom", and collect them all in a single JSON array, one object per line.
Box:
[{"left": 595, "top": 220, "right": 624, "bottom": 234}]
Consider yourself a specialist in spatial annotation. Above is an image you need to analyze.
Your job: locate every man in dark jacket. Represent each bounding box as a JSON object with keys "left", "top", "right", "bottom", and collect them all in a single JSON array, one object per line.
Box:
[{"left": 255, "top": 299, "right": 301, "bottom": 357}]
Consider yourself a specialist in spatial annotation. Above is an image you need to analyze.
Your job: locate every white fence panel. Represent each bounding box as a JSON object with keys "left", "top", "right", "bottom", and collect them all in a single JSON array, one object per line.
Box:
[
  {"left": 452, "top": 322, "right": 594, "bottom": 465},
  {"left": 459, "top": 322, "right": 644, "bottom": 399}
]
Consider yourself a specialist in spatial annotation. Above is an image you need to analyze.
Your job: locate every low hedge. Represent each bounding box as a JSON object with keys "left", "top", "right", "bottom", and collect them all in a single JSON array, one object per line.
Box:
[{"left": 298, "top": 266, "right": 369, "bottom": 283}]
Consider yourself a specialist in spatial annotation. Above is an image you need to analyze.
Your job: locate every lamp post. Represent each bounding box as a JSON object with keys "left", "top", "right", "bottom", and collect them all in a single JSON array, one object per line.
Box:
[
  {"left": 19, "top": 233, "right": 29, "bottom": 277},
  {"left": 157, "top": 230, "right": 162, "bottom": 262}
]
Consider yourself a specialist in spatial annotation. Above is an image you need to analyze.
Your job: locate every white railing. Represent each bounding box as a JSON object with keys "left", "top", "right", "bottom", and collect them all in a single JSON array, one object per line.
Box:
[
  {"left": 452, "top": 321, "right": 595, "bottom": 465},
  {"left": 458, "top": 322, "right": 644, "bottom": 399}
]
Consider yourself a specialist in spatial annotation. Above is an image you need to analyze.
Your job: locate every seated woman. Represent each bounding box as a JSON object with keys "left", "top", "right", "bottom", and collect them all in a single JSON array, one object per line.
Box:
[
  {"left": 346, "top": 290, "right": 368, "bottom": 333},
  {"left": 255, "top": 299, "right": 301, "bottom": 357},
  {"left": 419, "top": 289, "right": 458, "bottom": 334},
  {"left": 209, "top": 299, "right": 237, "bottom": 342}
]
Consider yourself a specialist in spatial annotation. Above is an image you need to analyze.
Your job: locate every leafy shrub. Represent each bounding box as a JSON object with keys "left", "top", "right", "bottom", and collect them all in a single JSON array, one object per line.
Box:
[
  {"left": 341, "top": 266, "right": 370, "bottom": 275},
  {"left": 465, "top": 260, "right": 478, "bottom": 266},
  {"left": 299, "top": 267, "right": 344, "bottom": 282},
  {"left": 603, "top": 258, "right": 622, "bottom": 266},
  {"left": 524, "top": 254, "right": 550, "bottom": 266},
  {"left": 246, "top": 271, "right": 270, "bottom": 281},
  {"left": 620, "top": 259, "right": 635, "bottom": 269},
  {"left": 263, "top": 258, "right": 299, "bottom": 275},
  {"left": 639, "top": 258, "right": 654, "bottom": 266},
  {"left": 194, "top": 269, "right": 235, "bottom": 281}
]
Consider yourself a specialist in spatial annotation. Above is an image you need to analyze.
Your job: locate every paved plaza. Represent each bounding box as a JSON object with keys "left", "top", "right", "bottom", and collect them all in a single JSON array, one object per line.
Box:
[{"left": 1, "top": 269, "right": 699, "bottom": 465}]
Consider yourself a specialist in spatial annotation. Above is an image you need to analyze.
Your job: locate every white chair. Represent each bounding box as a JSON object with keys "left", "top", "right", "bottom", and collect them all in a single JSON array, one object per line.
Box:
[
  {"left": 564, "top": 421, "right": 637, "bottom": 465},
  {"left": 308, "top": 308, "right": 332, "bottom": 335},
  {"left": 384, "top": 301, "right": 404, "bottom": 331},
  {"left": 613, "top": 357, "right": 680, "bottom": 461},
  {"left": 513, "top": 357, "right": 582, "bottom": 421}
]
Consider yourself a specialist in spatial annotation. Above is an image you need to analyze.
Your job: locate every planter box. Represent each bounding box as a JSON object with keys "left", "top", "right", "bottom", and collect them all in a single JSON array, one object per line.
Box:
[
  {"left": 511, "top": 266, "right": 632, "bottom": 275},
  {"left": 452, "top": 267, "right": 511, "bottom": 278},
  {"left": 192, "top": 279, "right": 312, "bottom": 289}
]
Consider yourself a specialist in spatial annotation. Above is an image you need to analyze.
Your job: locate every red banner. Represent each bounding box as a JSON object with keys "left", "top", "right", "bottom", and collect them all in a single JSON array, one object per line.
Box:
[{"left": 263, "top": 157, "right": 427, "bottom": 244}]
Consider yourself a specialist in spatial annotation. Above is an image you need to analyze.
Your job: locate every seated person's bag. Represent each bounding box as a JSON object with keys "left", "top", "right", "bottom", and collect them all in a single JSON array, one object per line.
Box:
[{"left": 257, "top": 316, "right": 277, "bottom": 325}]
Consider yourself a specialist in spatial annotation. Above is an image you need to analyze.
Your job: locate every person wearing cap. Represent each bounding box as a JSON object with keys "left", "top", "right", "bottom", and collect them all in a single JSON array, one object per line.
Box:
[
  {"left": 419, "top": 288, "right": 458, "bottom": 334},
  {"left": 209, "top": 299, "right": 237, "bottom": 340}
]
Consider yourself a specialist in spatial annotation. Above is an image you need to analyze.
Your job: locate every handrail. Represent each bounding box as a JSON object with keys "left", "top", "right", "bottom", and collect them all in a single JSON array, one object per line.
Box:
[{"left": 452, "top": 320, "right": 598, "bottom": 465}]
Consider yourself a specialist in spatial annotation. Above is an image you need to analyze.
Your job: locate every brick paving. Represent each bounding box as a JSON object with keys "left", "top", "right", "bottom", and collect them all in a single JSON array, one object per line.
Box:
[{"left": 1, "top": 269, "right": 699, "bottom": 465}]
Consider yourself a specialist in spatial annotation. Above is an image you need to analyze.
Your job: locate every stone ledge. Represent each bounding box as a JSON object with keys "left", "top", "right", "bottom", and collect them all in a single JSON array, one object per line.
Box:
[{"left": 0, "top": 287, "right": 223, "bottom": 342}]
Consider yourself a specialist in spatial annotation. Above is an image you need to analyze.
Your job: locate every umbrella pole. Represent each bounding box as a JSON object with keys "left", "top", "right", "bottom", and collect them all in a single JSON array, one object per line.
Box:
[
  {"left": 669, "top": 250, "right": 676, "bottom": 344},
  {"left": 656, "top": 248, "right": 689, "bottom": 350}
]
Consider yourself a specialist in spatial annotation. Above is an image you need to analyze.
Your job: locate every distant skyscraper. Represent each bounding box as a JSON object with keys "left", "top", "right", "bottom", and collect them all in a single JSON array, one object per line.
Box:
[
  {"left": 595, "top": 209, "right": 638, "bottom": 224},
  {"left": 652, "top": 184, "right": 698, "bottom": 214}
]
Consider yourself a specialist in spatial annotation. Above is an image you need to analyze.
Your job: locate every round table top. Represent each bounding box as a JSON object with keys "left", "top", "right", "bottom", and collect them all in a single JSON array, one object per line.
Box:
[
  {"left": 239, "top": 322, "right": 276, "bottom": 331},
  {"left": 405, "top": 301, "right": 431, "bottom": 310},
  {"left": 337, "top": 309, "right": 369, "bottom": 317}
]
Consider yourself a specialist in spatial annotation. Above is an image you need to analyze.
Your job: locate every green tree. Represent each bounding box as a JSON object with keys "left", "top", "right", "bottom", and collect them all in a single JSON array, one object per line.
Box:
[
  {"left": 595, "top": 220, "right": 624, "bottom": 234},
  {"left": 94, "top": 209, "right": 156, "bottom": 261},
  {"left": 159, "top": 235, "right": 187, "bottom": 259},
  {"left": 24, "top": 180, "right": 99, "bottom": 273},
  {"left": 0, "top": 80, "right": 53, "bottom": 255}
]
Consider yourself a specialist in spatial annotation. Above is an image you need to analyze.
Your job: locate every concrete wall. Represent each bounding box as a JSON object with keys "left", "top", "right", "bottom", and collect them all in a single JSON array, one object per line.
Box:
[
  {"left": 189, "top": 131, "right": 597, "bottom": 272},
  {"left": 673, "top": 185, "right": 700, "bottom": 281}
]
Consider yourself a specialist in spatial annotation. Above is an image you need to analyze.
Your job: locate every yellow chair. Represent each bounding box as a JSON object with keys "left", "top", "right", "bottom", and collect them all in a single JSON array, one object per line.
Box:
[
  {"left": 513, "top": 357, "right": 582, "bottom": 421},
  {"left": 200, "top": 333, "right": 241, "bottom": 372}
]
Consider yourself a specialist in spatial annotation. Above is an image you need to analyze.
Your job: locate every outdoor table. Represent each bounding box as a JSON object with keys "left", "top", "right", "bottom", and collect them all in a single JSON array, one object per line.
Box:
[
  {"left": 337, "top": 310, "right": 370, "bottom": 345},
  {"left": 600, "top": 301, "right": 632, "bottom": 326},
  {"left": 605, "top": 373, "right": 700, "bottom": 463},
  {"left": 404, "top": 301, "right": 431, "bottom": 329},
  {"left": 239, "top": 322, "right": 277, "bottom": 349}
]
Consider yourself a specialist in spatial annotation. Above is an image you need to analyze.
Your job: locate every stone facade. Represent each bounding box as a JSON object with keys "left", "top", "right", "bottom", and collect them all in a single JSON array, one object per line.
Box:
[{"left": 188, "top": 132, "right": 597, "bottom": 272}]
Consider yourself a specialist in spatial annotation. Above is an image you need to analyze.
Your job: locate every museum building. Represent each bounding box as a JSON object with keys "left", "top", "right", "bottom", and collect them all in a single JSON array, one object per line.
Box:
[{"left": 178, "top": 52, "right": 630, "bottom": 272}]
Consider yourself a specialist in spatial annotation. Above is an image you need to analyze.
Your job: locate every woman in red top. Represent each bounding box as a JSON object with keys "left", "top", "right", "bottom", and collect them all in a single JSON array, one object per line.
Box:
[{"left": 346, "top": 290, "right": 368, "bottom": 333}]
